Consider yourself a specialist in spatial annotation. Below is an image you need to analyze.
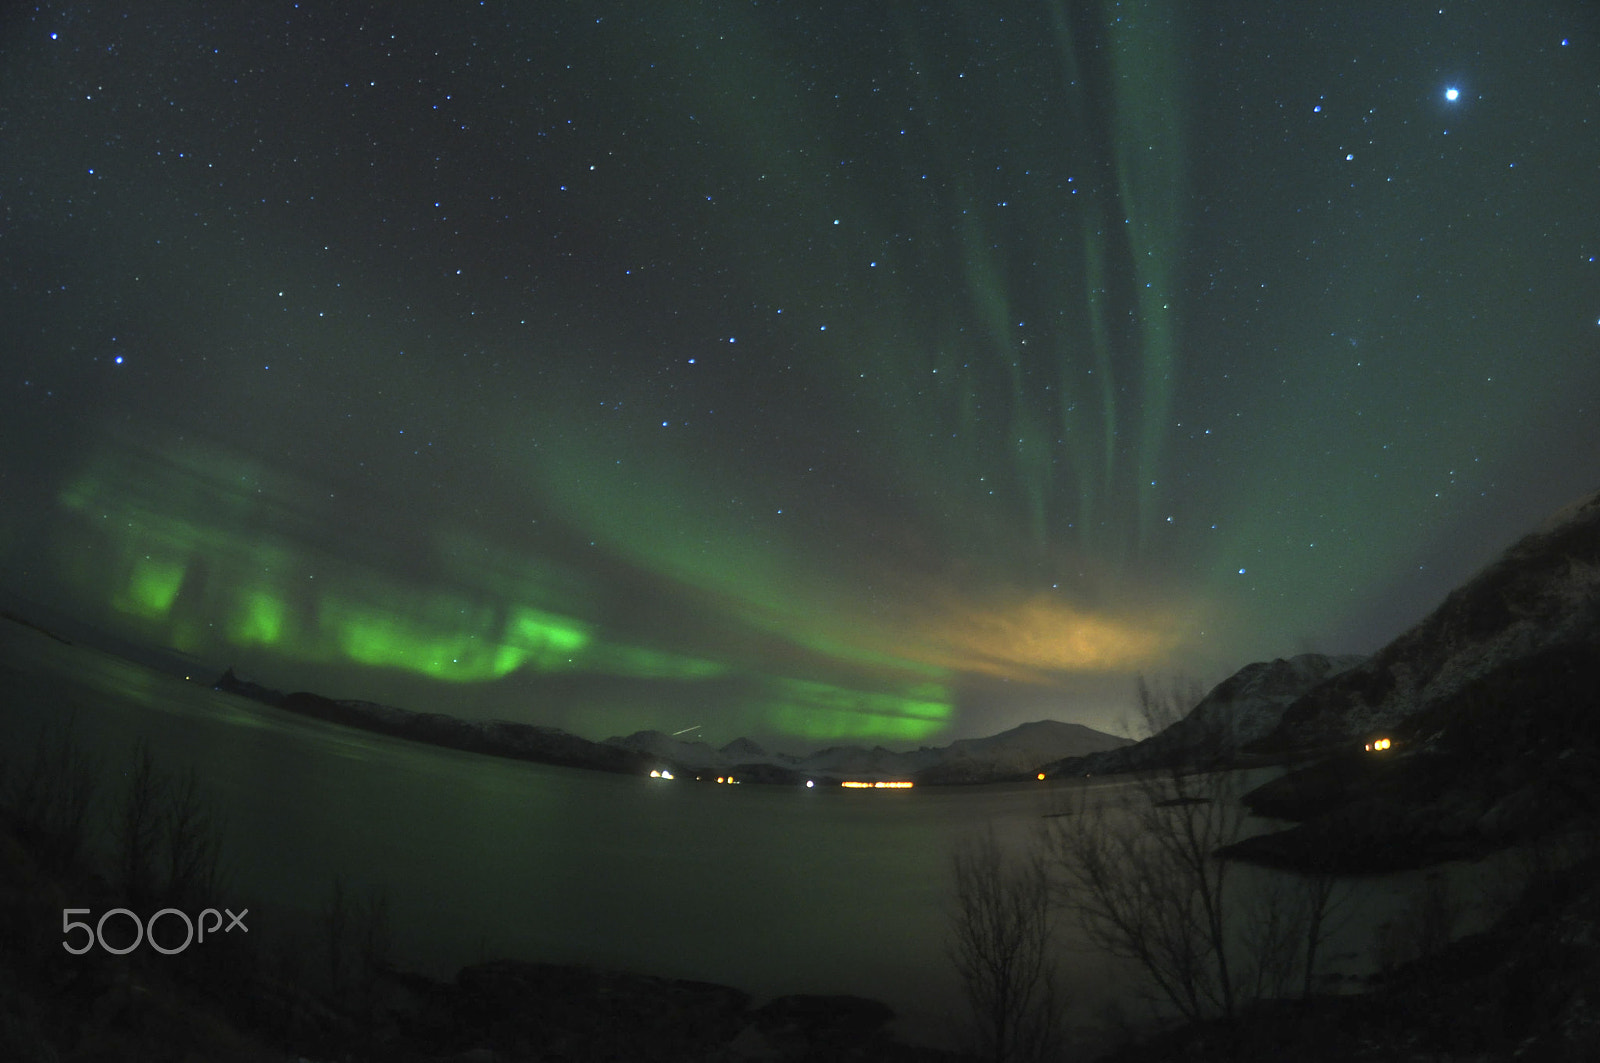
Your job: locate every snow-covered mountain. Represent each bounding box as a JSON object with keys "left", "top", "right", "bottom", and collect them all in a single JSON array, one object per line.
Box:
[
  {"left": 1166, "top": 653, "right": 1366, "bottom": 752},
  {"left": 1233, "top": 489, "right": 1600, "bottom": 869},
  {"left": 1259, "top": 488, "right": 1600, "bottom": 750},
  {"left": 1041, "top": 652, "right": 1366, "bottom": 776},
  {"left": 604, "top": 719, "right": 1131, "bottom": 783},
  {"left": 718, "top": 737, "right": 771, "bottom": 762},
  {"left": 601, "top": 730, "right": 734, "bottom": 770},
  {"left": 916, "top": 721, "right": 1135, "bottom": 783},
  {"left": 1044, "top": 488, "right": 1600, "bottom": 780}
]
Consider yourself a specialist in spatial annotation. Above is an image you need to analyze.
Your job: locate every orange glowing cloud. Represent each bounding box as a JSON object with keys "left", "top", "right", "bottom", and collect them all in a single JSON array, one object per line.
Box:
[{"left": 900, "top": 594, "right": 1182, "bottom": 679}]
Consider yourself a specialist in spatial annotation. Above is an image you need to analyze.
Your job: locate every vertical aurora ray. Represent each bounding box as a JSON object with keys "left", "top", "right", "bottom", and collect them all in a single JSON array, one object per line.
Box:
[
  {"left": 1077, "top": 218, "right": 1120, "bottom": 551},
  {"left": 40, "top": 437, "right": 967, "bottom": 741},
  {"left": 1103, "top": 0, "right": 1185, "bottom": 544},
  {"left": 847, "top": 0, "right": 1189, "bottom": 580},
  {"left": 1044, "top": 0, "right": 1117, "bottom": 555},
  {"left": 0, "top": 0, "right": 1591, "bottom": 745},
  {"left": 955, "top": 208, "right": 1050, "bottom": 551},
  {"left": 9, "top": 0, "right": 1245, "bottom": 744},
  {"left": 484, "top": 0, "right": 1199, "bottom": 700},
  {"left": 1042, "top": 0, "right": 1188, "bottom": 557}
]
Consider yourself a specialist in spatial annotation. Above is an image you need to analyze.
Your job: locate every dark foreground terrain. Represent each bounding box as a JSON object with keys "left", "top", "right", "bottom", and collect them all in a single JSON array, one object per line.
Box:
[
  {"left": 0, "top": 802, "right": 963, "bottom": 1062},
  {"left": 1101, "top": 840, "right": 1600, "bottom": 1063},
  {"left": 8, "top": 773, "right": 1600, "bottom": 1063}
]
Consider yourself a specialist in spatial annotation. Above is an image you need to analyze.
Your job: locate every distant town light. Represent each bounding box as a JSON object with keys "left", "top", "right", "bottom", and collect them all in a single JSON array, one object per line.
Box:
[
  {"left": 841, "top": 780, "right": 914, "bottom": 789},
  {"left": 1364, "top": 737, "right": 1392, "bottom": 752},
  {"left": 1037, "top": 772, "right": 1046, "bottom": 781}
]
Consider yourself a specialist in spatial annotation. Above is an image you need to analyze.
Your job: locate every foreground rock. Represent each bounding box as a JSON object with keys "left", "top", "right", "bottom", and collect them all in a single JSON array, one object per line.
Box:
[
  {"left": 388, "top": 962, "right": 946, "bottom": 1062},
  {"left": 1, "top": 801, "right": 960, "bottom": 1063}
]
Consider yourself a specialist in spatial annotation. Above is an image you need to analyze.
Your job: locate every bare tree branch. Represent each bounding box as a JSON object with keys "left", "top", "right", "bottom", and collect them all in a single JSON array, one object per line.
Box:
[{"left": 949, "top": 825, "right": 1064, "bottom": 1062}]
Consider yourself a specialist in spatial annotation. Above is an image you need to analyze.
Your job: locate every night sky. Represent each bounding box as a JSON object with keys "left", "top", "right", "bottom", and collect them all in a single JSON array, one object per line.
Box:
[{"left": 3, "top": 2, "right": 1597, "bottom": 746}]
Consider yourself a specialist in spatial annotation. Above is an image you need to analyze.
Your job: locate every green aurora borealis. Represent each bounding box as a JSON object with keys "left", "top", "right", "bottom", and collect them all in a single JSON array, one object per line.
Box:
[{"left": 2, "top": 1, "right": 1597, "bottom": 743}]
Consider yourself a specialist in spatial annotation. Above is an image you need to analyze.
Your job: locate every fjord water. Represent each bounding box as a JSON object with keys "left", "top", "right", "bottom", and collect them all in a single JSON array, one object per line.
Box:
[
  {"left": 1, "top": 622, "right": 1514, "bottom": 1046},
  {"left": 0, "top": 622, "right": 1111, "bottom": 1042}
]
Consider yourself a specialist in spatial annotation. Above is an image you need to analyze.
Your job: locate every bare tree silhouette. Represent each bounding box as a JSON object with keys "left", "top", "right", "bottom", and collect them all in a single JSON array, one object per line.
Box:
[
  {"left": 4, "top": 710, "right": 99, "bottom": 870},
  {"left": 1045, "top": 675, "right": 1321, "bottom": 1025},
  {"left": 949, "top": 825, "right": 1064, "bottom": 1062}
]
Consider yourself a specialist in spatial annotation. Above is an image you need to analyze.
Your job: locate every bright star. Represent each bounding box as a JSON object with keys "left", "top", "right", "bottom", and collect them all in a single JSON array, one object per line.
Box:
[{"left": 1445, "top": 87, "right": 1459, "bottom": 102}]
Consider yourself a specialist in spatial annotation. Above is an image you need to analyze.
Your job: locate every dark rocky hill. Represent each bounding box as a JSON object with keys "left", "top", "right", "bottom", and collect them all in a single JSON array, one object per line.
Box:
[
  {"left": 1041, "top": 653, "right": 1364, "bottom": 778},
  {"left": 1230, "top": 489, "right": 1600, "bottom": 870},
  {"left": 1257, "top": 489, "right": 1600, "bottom": 752},
  {"left": 213, "top": 672, "right": 653, "bottom": 776},
  {"left": 913, "top": 719, "right": 1132, "bottom": 783}
]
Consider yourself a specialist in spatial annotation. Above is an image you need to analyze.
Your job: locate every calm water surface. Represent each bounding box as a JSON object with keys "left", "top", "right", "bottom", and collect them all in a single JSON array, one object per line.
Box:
[
  {"left": 0, "top": 622, "right": 1508, "bottom": 1046},
  {"left": 0, "top": 623, "right": 1135, "bottom": 1042}
]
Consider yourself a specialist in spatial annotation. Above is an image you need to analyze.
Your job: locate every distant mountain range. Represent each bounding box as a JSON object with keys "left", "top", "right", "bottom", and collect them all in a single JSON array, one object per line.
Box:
[
  {"left": 212, "top": 668, "right": 1132, "bottom": 785},
  {"left": 34, "top": 483, "right": 1600, "bottom": 818},
  {"left": 606, "top": 719, "right": 1133, "bottom": 784}
]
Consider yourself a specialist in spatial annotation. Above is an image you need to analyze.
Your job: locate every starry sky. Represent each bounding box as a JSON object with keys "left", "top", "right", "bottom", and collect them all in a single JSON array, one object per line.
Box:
[{"left": 2, "top": 1, "right": 1597, "bottom": 746}]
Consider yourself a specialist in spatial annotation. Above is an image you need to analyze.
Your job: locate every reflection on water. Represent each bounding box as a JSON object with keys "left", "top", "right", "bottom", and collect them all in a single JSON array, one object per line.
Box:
[
  {"left": 0, "top": 623, "right": 1087, "bottom": 1042},
  {"left": 0, "top": 621, "right": 1514, "bottom": 1047}
]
